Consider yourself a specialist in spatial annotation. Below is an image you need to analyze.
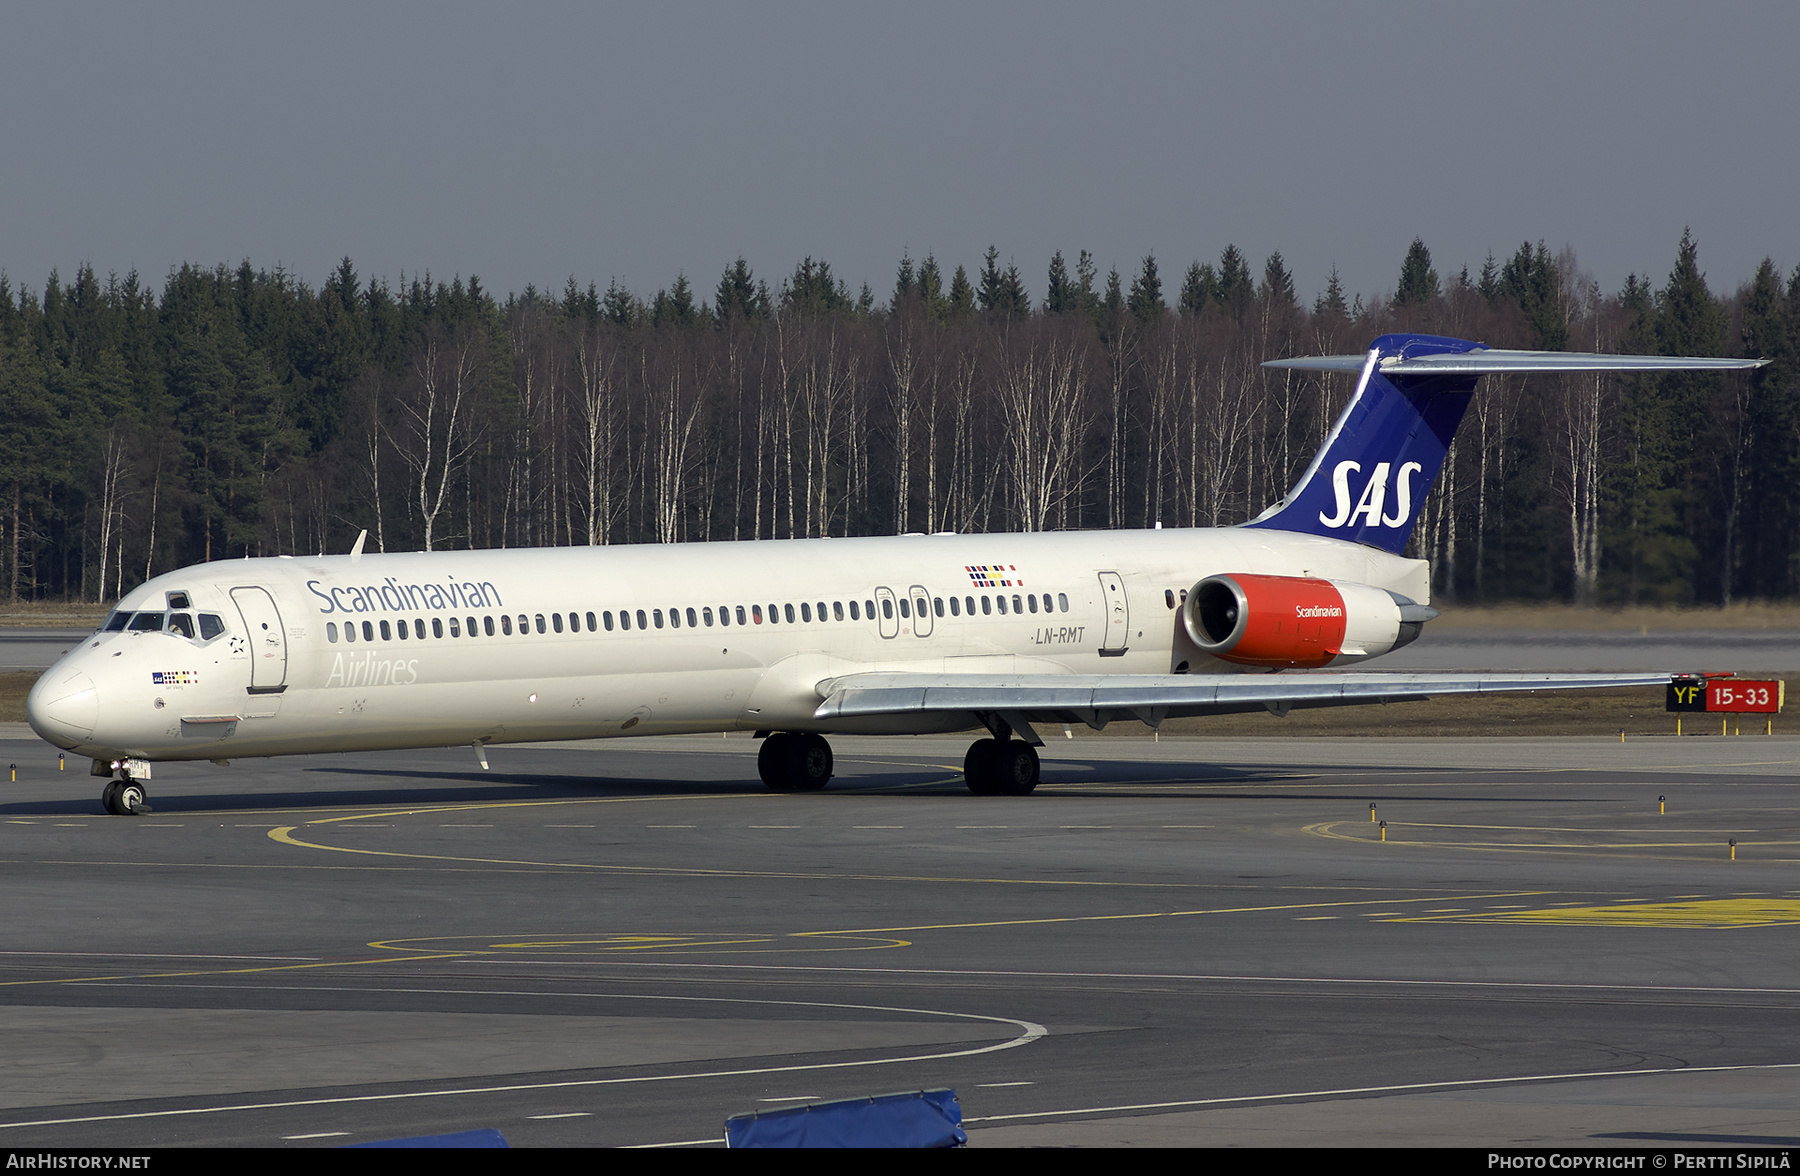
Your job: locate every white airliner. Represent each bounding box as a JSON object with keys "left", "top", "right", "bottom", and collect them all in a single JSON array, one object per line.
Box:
[{"left": 26, "top": 333, "right": 1763, "bottom": 814}]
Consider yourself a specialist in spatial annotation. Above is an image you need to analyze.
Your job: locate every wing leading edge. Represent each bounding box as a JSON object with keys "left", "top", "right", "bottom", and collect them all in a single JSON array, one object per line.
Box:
[{"left": 814, "top": 670, "right": 1673, "bottom": 734}]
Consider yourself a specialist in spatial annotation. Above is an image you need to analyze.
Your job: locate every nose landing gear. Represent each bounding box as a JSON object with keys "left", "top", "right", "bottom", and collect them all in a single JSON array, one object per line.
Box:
[
  {"left": 101, "top": 778, "right": 149, "bottom": 815},
  {"left": 96, "top": 758, "right": 153, "bottom": 815}
]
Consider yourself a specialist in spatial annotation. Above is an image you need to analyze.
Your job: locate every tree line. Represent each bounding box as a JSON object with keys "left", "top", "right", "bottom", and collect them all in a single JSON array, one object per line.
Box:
[{"left": 0, "top": 232, "right": 1794, "bottom": 608}]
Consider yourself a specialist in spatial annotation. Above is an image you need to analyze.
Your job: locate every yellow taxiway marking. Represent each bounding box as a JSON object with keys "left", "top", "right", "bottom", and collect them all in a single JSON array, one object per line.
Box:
[
  {"left": 260, "top": 811, "right": 1258, "bottom": 890},
  {"left": 1389, "top": 898, "right": 1800, "bottom": 929}
]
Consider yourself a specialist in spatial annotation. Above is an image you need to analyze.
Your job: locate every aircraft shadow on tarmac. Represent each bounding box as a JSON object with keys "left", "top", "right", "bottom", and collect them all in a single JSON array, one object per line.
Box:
[{"left": 0, "top": 757, "right": 1615, "bottom": 816}]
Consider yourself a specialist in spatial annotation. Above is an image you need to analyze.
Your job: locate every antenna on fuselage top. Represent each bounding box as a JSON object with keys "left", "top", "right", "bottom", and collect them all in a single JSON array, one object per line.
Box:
[{"left": 349, "top": 529, "right": 367, "bottom": 563}]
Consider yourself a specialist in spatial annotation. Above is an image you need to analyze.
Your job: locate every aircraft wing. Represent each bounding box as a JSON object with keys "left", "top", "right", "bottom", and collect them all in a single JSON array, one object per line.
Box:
[{"left": 813, "top": 671, "right": 1673, "bottom": 737}]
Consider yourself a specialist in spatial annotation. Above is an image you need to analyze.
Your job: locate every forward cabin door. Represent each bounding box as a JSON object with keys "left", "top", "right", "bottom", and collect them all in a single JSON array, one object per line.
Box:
[
  {"left": 231, "top": 586, "right": 288, "bottom": 692},
  {"left": 1098, "top": 571, "right": 1129, "bottom": 655}
]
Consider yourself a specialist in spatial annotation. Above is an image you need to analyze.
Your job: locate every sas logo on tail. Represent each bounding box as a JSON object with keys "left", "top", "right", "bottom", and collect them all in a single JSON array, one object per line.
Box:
[{"left": 1319, "top": 461, "right": 1424, "bottom": 530}]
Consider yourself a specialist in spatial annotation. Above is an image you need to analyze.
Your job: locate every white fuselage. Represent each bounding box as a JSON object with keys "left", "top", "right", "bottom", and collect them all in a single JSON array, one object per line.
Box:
[{"left": 28, "top": 528, "right": 1429, "bottom": 763}]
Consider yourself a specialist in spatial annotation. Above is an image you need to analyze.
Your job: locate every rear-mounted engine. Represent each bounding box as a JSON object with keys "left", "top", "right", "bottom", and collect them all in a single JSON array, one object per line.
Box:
[{"left": 1184, "top": 573, "right": 1437, "bottom": 669}]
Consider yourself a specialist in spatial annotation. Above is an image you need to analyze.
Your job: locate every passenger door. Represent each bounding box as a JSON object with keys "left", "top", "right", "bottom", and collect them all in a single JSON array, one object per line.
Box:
[
  {"left": 909, "top": 585, "right": 934, "bottom": 637},
  {"left": 231, "top": 586, "right": 288, "bottom": 692},
  {"left": 1098, "top": 571, "right": 1129, "bottom": 656},
  {"left": 874, "top": 586, "right": 899, "bottom": 639}
]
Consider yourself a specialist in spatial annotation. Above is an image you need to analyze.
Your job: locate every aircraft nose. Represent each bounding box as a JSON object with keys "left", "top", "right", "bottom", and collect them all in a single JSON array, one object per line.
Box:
[{"left": 27, "top": 670, "right": 98, "bottom": 750}]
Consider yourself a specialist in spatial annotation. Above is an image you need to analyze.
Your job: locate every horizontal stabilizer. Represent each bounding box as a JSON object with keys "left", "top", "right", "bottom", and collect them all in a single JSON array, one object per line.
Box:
[{"left": 1266, "top": 349, "right": 1768, "bottom": 375}]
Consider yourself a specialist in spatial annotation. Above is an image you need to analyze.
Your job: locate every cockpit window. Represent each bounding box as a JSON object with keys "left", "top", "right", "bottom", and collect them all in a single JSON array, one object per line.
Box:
[
  {"left": 167, "top": 613, "right": 196, "bottom": 639},
  {"left": 102, "top": 611, "right": 131, "bottom": 632},
  {"left": 128, "top": 612, "right": 165, "bottom": 632},
  {"left": 198, "top": 614, "right": 225, "bottom": 641}
]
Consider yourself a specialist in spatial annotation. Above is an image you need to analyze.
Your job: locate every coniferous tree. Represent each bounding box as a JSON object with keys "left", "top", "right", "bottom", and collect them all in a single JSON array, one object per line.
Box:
[
  {"left": 1395, "top": 237, "right": 1440, "bottom": 306},
  {"left": 1260, "top": 252, "right": 1297, "bottom": 316},
  {"left": 715, "top": 258, "right": 767, "bottom": 324},
  {"left": 1128, "top": 254, "right": 1165, "bottom": 327},
  {"left": 1217, "top": 245, "right": 1254, "bottom": 318},
  {"left": 1045, "top": 250, "right": 1071, "bottom": 314},
  {"left": 1179, "top": 261, "right": 1218, "bottom": 316},
  {"left": 1313, "top": 264, "right": 1348, "bottom": 318},
  {"left": 946, "top": 266, "right": 976, "bottom": 319},
  {"left": 891, "top": 252, "right": 917, "bottom": 311}
]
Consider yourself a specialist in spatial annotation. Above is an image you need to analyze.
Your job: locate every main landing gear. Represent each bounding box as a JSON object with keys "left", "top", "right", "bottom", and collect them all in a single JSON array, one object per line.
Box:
[
  {"left": 101, "top": 777, "right": 149, "bottom": 816},
  {"left": 758, "top": 731, "right": 835, "bottom": 791},
  {"left": 963, "top": 737, "right": 1039, "bottom": 796}
]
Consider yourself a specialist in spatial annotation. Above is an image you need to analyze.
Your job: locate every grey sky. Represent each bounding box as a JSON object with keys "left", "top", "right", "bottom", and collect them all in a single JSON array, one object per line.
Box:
[{"left": 3, "top": 3, "right": 1793, "bottom": 308}]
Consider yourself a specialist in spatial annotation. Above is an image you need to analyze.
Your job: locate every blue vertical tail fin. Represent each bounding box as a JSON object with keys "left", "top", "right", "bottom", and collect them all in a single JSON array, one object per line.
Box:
[
  {"left": 1248, "top": 334, "right": 1765, "bottom": 553},
  {"left": 1246, "top": 333, "right": 1483, "bottom": 554}
]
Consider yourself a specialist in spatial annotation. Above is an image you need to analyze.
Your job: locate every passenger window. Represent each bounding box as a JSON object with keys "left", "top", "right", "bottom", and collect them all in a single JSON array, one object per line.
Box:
[
  {"left": 768, "top": 604, "right": 779, "bottom": 624},
  {"left": 1058, "top": 593, "right": 1069, "bottom": 612},
  {"left": 568, "top": 612, "right": 578, "bottom": 632},
  {"left": 752, "top": 605, "right": 763, "bottom": 624},
  {"left": 586, "top": 612, "right": 596, "bottom": 632},
  {"left": 553, "top": 613, "right": 564, "bottom": 633},
  {"left": 502, "top": 615, "right": 513, "bottom": 635},
  {"left": 686, "top": 607, "right": 697, "bottom": 627},
  {"left": 619, "top": 610, "right": 631, "bottom": 631},
  {"left": 934, "top": 597, "right": 945, "bottom": 617},
  {"left": 784, "top": 603, "right": 795, "bottom": 623},
  {"left": 449, "top": 618, "right": 460, "bottom": 638},
  {"left": 881, "top": 598, "right": 893, "bottom": 620},
  {"left": 865, "top": 599, "right": 875, "bottom": 619},
  {"left": 397, "top": 620, "right": 409, "bottom": 640},
  {"left": 1012, "top": 595, "right": 1022, "bottom": 613},
  {"left": 517, "top": 614, "right": 528, "bottom": 634},
  {"left": 949, "top": 597, "right": 960, "bottom": 617},
  {"left": 703, "top": 607, "right": 714, "bottom": 627},
  {"left": 168, "top": 613, "right": 196, "bottom": 639},
  {"left": 833, "top": 601, "right": 844, "bottom": 621},
  {"left": 535, "top": 614, "right": 546, "bottom": 634},
  {"left": 735, "top": 605, "right": 746, "bottom": 625},
  {"left": 898, "top": 599, "right": 909, "bottom": 619},
  {"left": 485, "top": 616, "right": 495, "bottom": 636},
  {"left": 380, "top": 620, "right": 392, "bottom": 640},
  {"left": 326, "top": 622, "right": 338, "bottom": 643},
  {"left": 849, "top": 601, "right": 859, "bottom": 620},
  {"left": 800, "top": 603, "right": 811, "bottom": 623},
  {"left": 361, "top": 621, "right": 373, "bottom": 641},
  {"left": 636, "top": 609, "right": 647, "bottom": 629},
  {"left": 345, "top": 622, "right": 357, "bottom": 643},
  {"left": 1043, "top": 594, "right": 1053, "bottom": 612},
  {"left": 602, "top": 611, "right": 612, "bottom": 631},
  {"left": 965, "top": 596, "right": 975, "bottom": 615},
  {"left": 981, "top": 596, "right": 991, "bottom": 615},
  {"left": 432, "top": 618, "right": 443, "bottom": 638},
  {"left": 415, "top": 619, "right": 427, "bottom": 639},
  {"left": 1028, "top": 595, "right": 1038, "bottom": 614},
  {"left": 652, "top": 610, "right": 663, "bottom": 629}
]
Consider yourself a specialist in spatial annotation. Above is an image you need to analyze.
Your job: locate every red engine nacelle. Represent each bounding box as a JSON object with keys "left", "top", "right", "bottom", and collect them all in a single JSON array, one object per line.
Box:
[{"left": 1183, "top": 573, "right": 1429, "bottom": 669}]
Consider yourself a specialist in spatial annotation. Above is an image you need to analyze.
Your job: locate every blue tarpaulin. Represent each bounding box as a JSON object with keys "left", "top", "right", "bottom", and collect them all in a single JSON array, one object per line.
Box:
[{"left": 725, "top": 1088, "right": 966, "bottom": 1148}]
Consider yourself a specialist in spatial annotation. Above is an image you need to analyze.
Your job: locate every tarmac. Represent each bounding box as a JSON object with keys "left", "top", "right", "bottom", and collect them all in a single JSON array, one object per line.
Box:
[{"left": 2, "top": 730, "right": 1798, "bottom": 1147}]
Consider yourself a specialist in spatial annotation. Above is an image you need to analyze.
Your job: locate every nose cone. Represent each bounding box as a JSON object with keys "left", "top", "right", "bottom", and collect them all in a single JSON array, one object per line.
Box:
[{"left": 27, "top": 670, "right": 98, "bottom": 750}]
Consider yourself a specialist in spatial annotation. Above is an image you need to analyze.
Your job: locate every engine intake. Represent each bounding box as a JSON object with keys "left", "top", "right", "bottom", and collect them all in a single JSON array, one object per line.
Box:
[{"left": 1184, "top": 573, "right": 1435, "bottom": 669}]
